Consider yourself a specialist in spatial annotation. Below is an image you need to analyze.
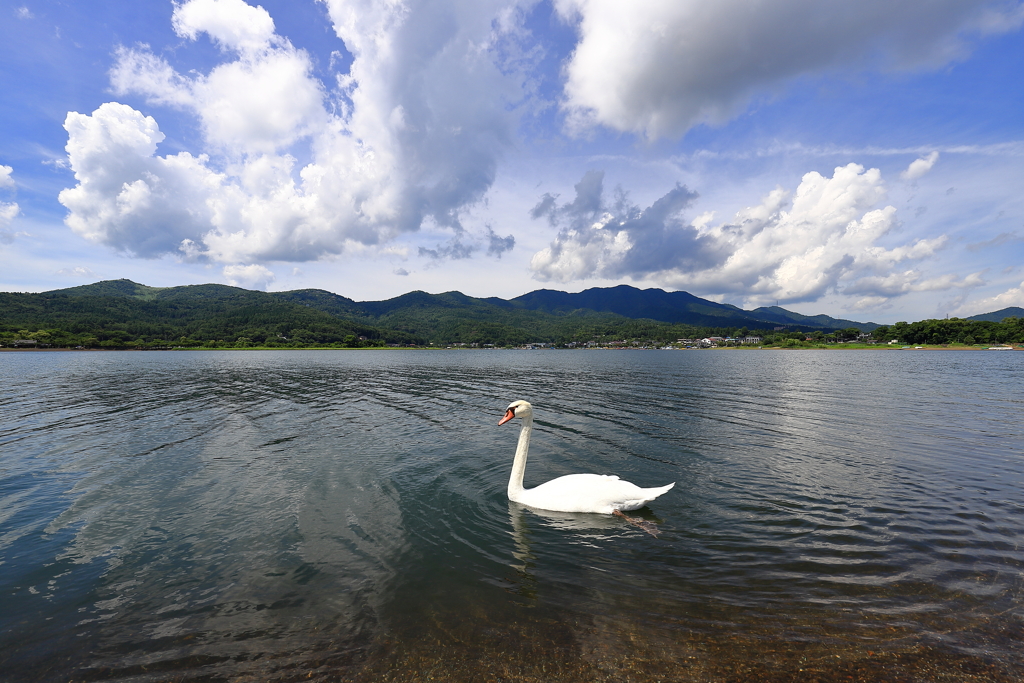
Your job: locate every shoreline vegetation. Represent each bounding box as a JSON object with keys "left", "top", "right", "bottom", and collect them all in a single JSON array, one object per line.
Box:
[
  {"left": 2, "top": 342, "right": 1020, "bottom": 352},
  {"left": 5, "top": 322, "right": 1023, "bottom": 351},
  {"left": 2, "top": 279, "right": 1023, "bottom": 351}
]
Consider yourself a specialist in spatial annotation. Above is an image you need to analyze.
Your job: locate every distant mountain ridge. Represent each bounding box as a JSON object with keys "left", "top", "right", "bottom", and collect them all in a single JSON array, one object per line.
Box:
[
  {"left": 6, "top": 278, "right": 1022, "bottom": 348},
  {"left": 507, "top": 284, "right": 878, "bottom": 331},
  {"left": 965, "top": 307, "right": 1024, "bottom": 323},
  {"left": 15, "top": 279, "right": 882, "bottom": 333}
]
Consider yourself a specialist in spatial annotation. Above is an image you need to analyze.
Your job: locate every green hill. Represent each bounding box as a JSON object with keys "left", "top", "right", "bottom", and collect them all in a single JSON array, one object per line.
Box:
[
  {"left": 966, "top": 307, "right": 1024, "bottom": 323},
  {"left": 511, "top": 285, "right": 878, "bottom": 331},
  {"left": 1, "top": 279, "right": 886, "bottom": 349},
  {"left": 0, "top": 280, "right": 408, "bottom": 348}
]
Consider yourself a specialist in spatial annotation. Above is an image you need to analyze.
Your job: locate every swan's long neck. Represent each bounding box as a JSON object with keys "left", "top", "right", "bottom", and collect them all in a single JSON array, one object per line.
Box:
[{"left": 508, "top": 413, "right": 532, "bottom": 500}]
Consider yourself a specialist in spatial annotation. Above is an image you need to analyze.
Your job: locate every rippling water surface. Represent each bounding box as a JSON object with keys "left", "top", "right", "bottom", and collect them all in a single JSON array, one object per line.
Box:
[{"left": 2, "top": 349, "right": 1023, "bottom": 682}]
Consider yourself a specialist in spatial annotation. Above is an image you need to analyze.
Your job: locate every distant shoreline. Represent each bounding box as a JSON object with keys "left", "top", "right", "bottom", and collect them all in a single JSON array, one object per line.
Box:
[{"left": 1, "top": 345, "right": 1019, "bottom": 353}]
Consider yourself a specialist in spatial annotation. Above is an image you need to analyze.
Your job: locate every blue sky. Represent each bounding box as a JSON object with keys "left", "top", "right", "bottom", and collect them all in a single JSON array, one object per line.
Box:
[{"left": 2, "top": 0, "right": 1023, "bottom": 323}]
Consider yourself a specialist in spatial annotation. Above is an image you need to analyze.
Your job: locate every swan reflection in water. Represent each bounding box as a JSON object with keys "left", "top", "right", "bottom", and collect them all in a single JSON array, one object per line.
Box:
[
  {"left": 507, "top": 501, "right": 665, "bottom": 583},
  {"left": 507, "top": 501, "right": 624, "bottom": 594}
]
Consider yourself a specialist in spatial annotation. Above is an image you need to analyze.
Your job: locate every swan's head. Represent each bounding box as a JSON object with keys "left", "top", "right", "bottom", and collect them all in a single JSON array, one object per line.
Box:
[{"left": 498, "top": 400, "right": 532, "bottom": 425}]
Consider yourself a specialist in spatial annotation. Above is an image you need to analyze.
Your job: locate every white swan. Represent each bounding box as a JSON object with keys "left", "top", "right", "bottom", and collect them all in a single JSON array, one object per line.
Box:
[{"left": 499, "top": 400, "right": 675, "bottom": 515}]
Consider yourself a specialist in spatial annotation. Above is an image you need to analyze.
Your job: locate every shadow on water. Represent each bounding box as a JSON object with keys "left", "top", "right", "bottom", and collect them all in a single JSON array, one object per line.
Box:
[{"left": 2, "top": 350, "right": 1024, "bottom": 681}]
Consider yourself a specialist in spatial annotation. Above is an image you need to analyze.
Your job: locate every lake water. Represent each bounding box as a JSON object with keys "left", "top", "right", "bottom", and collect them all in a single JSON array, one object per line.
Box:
[{"left": 2, "top": 349, "right": 1023, "bottom": 682}]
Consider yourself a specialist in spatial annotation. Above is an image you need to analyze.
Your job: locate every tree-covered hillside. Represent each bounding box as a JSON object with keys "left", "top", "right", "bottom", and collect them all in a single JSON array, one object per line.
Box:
[
  {"left": 0, "top": 280, "right": 772, "bottom": 349},
  {"left": 5, "top": 279, "right": 1016, "bottom": 350},
  {"left": 509, "top": 285, "right": 878, "bottom": 331},
  {"left": 0, "top": 283, "right": 411, "bottom": 348},
  {"left": 965, "top": 307, "right": 1024, "bottom": 323}
]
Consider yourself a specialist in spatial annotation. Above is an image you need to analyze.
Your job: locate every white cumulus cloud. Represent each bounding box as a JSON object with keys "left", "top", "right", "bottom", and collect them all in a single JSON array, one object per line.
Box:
[
  {"left": 58, "top": 103, "right": 223, "bottom": 256},
  {"left": 556, "top": 0, "right": 1024, "bottom": 139},
  {"left": 172, "top": 0, "right": 276, "bottom": 54},
  {"left": 112, "top": 0, "right": 327, "bottom": 155},
  {"left": 62, "top": 0, "right": 525, "bottom": 268},
  {"left": 531, "top": 163, "right": 965, "bottom": 308}
]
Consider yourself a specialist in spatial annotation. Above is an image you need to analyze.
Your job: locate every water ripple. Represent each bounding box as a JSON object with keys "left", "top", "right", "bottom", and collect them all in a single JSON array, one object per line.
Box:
[{"left": 1, "top": 349, "right": 1023, "bottom": 681}]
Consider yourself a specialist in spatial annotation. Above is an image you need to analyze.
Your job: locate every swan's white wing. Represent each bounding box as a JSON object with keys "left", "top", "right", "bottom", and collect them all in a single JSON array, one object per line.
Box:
[{"left": 516, "top": 474, "right": 674, "bottom": 514}]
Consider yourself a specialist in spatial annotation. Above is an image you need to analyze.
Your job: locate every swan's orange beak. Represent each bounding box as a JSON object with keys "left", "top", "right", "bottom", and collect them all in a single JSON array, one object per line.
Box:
[{"left": 498, "top": 408, "right": 516, "bottom": 425}]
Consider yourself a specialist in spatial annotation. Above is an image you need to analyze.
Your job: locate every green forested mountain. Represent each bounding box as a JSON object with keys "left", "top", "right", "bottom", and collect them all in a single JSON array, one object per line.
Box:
[
  {"left": 0, "top": 280, "right": 716, "bottom": 348},
  {"left": 510, "top": 285, "right": 748, "bottom": 324},
  {"left": 509, "top": 285, "right": 878, "bottom": 331},
  {"left": 0, "top": 279, "right": 804, "bottom": 348},
  {"left": 0, "top": 282, "right": 405, "bottom": 348},
  {"left": 966, "top": 307, "right": 1024, "bottom": 323},
  {"left": 4, "top": 279, "right": 1019, "bottom": 349}
]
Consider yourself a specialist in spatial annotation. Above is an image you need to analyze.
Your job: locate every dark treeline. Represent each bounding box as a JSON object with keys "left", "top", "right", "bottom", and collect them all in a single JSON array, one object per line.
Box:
[
  {"left": 0, "top": 316, "right": 751, "bottom": 349},
  {"left": 873, "top": 317, "right": 1024, "bottom": 345}
]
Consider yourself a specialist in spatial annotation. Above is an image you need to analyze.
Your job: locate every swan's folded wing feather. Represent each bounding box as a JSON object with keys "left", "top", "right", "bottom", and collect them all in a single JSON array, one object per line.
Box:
[{"left": 519, "top": 474, "right": 672, "bottom": 514}]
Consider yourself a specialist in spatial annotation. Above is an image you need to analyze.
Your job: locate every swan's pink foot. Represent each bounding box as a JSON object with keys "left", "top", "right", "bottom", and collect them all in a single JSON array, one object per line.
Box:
[{"left": 613, "top": 509, "right": 660, "bottom": 537}]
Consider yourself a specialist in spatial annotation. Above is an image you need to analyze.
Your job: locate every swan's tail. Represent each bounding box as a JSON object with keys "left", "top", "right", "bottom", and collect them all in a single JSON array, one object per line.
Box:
[{"left": 640, "top": 481, "right": 675, "bottom": 503}]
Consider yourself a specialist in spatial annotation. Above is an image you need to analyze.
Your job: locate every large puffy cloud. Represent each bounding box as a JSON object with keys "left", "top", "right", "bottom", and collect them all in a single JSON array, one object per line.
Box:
[
  {"left": 58, "top": 103, "right": 223, "bottom": 256},
  {"left": 531, "top": 163, "right": 962, "bottom": 308},
  {"left": 556, "top": 0, "right": 1024, "bottom": 139},
  {"left": 318, "top": 0, "right": 521, "bottom": 231},
  {"left": 63, "top": 0, "right": 523, "bottom": 266},
  {"left": 111, "top": 29, "right": 327, "bottom": 155}
]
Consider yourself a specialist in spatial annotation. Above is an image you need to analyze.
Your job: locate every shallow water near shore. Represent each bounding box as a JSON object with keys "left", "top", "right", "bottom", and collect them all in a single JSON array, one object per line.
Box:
[{"left": 2, "top": 349, "right": 1023, "bottom": 682}]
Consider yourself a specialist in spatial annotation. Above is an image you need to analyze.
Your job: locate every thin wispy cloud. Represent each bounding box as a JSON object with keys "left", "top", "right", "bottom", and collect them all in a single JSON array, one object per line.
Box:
[
  {"left": 967, "top": 232, "right": 1024, "bottom": 251},
  {"left": 55, "top": 266, "right": 97, "bottom": 278}
]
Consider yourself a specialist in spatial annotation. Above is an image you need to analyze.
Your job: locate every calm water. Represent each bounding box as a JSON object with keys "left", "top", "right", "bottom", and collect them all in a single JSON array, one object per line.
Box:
[{"left": 1, "top": 349, "right": 1023, "bottom": 682}]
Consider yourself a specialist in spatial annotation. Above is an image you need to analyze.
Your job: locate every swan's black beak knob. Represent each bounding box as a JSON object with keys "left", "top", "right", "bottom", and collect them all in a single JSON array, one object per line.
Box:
[{"left": 498, "top": 408, "right": 516, "bottom": 425}]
